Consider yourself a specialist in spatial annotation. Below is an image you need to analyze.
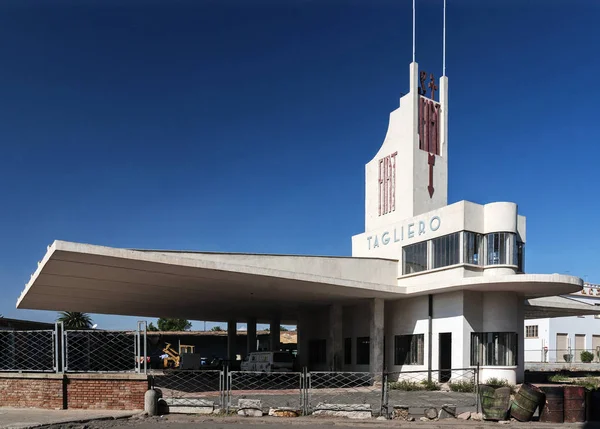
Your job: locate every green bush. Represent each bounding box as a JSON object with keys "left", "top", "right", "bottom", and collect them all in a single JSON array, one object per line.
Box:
[
  {"left": 581, "top": 351, "right": 595, "bottom": 363},
  {"left": 448, "top": 380, "right": 475, "bottom": 392},
  {"left": 421, "top": 379, "right": 441, "bottom": 391},
  {"left": 484, "top": 377, "right": 516, "bottom": 393},
  {"left": 549, "top": 374, "right": 570, "bottom": 383},
  {"left": 388, "top": 380, "right": 423, "bottom": 391}
]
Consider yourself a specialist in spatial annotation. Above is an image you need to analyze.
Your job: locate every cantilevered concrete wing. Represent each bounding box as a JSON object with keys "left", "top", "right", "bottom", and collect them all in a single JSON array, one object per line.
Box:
[
  {"left": 16, "top": 241, "right": 402, "bottom": 322},
  {"left": 525, "top": 295, "right": 600, "bottom": 319}
]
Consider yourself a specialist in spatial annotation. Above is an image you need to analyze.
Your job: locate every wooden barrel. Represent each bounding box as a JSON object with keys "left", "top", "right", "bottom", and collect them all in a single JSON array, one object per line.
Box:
[
  {"left": 510, "top": 383, "right": 545, "bottom": 422},
  {"left": 539, "top": 386, "right": 564, "bottom": 423},
  {"left": 480, "top": 385, "right": 511, "bottom": 421},
  {"left": 564, "top": 386, "right": 586, "bottom": 422}
]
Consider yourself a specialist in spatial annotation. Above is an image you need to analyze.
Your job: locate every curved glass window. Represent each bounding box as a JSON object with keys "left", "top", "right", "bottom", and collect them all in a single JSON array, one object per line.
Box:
[
  {"left": 471, "top": 332, "right": 518, "bottom": 366},
  {"left": 464, "top": 232, "right": 483, "bottom": 265},
  {"left": 486, "top": 233, "right": 516, "bottom": 265}
]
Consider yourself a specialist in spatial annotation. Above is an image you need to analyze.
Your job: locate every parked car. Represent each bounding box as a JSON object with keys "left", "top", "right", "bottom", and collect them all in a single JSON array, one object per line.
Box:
[{"left": 240, "top": 351, "right": 294, "bottom": 372}]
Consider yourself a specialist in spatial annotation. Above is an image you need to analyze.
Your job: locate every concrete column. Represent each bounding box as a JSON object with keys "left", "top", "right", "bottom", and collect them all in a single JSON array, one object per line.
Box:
[
  {"left": 328, "top": 303, "right": 343, "bottom": 371},
  {"left": 370, "top": 298, "right": 385, "bottom": 375},
  {"left": 270, "top": 318, "right": 280, "bottom": 351},
  {"left": 227, "top": 320, "right": 237, "bottom": 361},
  {"left": 246, "top": 318, "right": 257, "bottom": 356},
  {"left": 297, "top": 311, "right": 309, "bottom": 369}
]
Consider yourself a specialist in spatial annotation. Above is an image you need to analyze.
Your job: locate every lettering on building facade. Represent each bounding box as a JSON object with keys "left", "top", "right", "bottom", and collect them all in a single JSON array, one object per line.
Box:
[
  {"left": 378, "top": 151, "right": 398, "bottom": 216},
  {"left": 367, "top": 216, "right": 442, "bottom": 250}
]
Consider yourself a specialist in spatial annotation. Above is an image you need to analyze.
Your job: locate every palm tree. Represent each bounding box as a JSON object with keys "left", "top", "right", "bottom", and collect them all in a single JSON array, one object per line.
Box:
[{"left": 57, "top": 311, "right": 93, "bottom": 330}]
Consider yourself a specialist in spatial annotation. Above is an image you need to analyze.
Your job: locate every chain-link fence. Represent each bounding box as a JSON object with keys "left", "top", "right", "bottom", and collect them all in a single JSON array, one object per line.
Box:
[
  {"left": 227, "top": 371, "right": 304, "bottom": 413},
  {"left": 385, "top": 368, "right": 477, "bottom": 416},
  {"left": 307, "top": 372, "right": 383, "bottom": 416},
  {"left": 64, "top": 330, "right": 138, "bottom": 372},
  {"left": 153, "top": 370, "right": 223, "bottom": 411},
  {"left": 0, "top": 330, "right": 56, "bottom": 372}
]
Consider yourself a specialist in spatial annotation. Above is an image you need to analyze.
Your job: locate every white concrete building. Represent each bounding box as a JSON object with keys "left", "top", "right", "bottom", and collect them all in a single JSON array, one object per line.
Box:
[
  {"left": 525, "top": 283, "right": 600, "bottom": 363},
  {"left": 16, "top": 61, "right": 592, "bottom": 385}
]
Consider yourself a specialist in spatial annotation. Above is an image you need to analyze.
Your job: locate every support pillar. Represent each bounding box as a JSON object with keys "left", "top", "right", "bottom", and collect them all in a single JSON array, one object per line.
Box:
[
  {"left": 227, "top": 320, "right": 237, "bottom": 362},
  {"left": 328, "top": 303, "right": 343, "bottom": 371},
  {"left": 270, "top": 318, "right": 280, "bottom": 351},
  {"left": 369, "top": 298, "right": 384, "bottom": 376},
  {"left": 247, "top": 318, "right": 257, "bottom": 356},
  {"left": 297, "top": 312, "right": 309, "bottom": 368}
]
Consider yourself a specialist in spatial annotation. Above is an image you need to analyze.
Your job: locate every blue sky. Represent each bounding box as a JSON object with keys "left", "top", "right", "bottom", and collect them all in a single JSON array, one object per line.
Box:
[{"left": 0, "top": 0, "right": 598, "bottom": 330}]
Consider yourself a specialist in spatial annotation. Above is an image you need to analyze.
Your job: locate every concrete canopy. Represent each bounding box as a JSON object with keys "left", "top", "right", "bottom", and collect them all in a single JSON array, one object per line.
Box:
[
  {"left": 16, "top": 241, "right": 401, "bottom": 322},
  {"left": 524, "top": 295, "right": 600, "bottom": 319},
  {"left": 17, "top": 241, "right": 584, "bottom": 322}
]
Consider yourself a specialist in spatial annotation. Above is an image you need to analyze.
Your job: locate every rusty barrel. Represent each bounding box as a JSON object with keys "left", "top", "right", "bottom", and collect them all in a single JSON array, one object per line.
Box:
[
  {"left": 510, "top": 383, "right": 545, "bottom": 422},
  {"left": 539, "top": 386, "right": 564, "bottom": 423},
  {"left": 480, "top": 385, "right": 511, "bottom": 421},
  {"left": 564, "top": 386, "right": 586, "bottom": 422}
]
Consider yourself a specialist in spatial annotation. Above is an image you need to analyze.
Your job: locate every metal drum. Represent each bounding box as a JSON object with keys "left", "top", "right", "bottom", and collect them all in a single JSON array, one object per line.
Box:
[
  {"left": 510, "top": 383, "right": 545, "bottom": 422},
  {"left": 564, "top": 386, "right": 586, "bottom": 422},
  {"left": 539, "top": 386, "right": 564, "bottom": 423},
  {"left": 480, "top": 385, "right": 511, "bottom": 421}
]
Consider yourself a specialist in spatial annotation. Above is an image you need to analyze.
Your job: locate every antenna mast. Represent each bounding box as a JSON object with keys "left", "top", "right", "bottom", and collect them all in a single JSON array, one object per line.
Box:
[
  {"left": 442, "top": 0, "right": 447, "bottom": 76},
  {"left": 412, "top": 0, "right": 416, "bottom": 62}
]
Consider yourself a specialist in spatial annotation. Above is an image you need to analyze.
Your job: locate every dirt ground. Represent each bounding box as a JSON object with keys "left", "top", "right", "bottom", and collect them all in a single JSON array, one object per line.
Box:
[{"left": 39, "top": 414, "right": 600, "bottom": 429}]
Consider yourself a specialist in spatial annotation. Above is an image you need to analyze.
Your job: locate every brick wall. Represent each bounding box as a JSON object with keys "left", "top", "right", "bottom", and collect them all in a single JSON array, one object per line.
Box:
[
  {"left": 0, "top": 375, "right": 63, "bottom": 409},
  {"left": 0, "top": 373, "right": 148, "bottom": 410},
  {"left": 67, "top": 377, "right": 147, "bottom": 410}
]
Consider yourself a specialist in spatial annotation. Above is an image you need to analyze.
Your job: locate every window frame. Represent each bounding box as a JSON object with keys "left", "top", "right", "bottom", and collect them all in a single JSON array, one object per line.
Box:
[
  {"left": 431, "top": 232, "right": 461, "bottom": 269},
  {"left": 470, "top": 332, "right": 518, "bottom": 366},
  {"left": 394, "top": 334, "right": 425, "bottom": 366},
  {"left": 402, "top": 241, "right": 428, "bottom": 275},
  {"left": 525, "top": 325, "right": 538, "bottom": 338}
]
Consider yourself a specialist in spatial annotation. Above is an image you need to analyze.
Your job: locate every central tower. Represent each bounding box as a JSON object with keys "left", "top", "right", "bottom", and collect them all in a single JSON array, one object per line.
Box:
[{"left": 364, "top": 62, "right": 449, "bottom": 232}]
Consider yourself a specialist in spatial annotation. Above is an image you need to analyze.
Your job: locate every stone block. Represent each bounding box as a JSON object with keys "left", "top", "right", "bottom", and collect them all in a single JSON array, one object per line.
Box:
[
  {"left": 238, "top": 399, "right": 262, "bottom": 409},
  {"left": 392, "top": 405, "right": 410, "bottom": 420},
  {"left": 313, "top": 409, "right": 372, "bottom": 419},
  {"left": 471, "top": 412, "right": 483, "bottom": 421},
  {"left": 438, "top": 404, "right": 456, "bottom": 419},
  {"left": 424, "top": 407, "right": 438, "bottom": 419},
  {"left": 238, "top": 408, "right": 263, "bottom": 417}
]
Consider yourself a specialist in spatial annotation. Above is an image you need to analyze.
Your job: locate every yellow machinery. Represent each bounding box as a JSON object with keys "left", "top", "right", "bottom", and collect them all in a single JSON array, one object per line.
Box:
[{"left": 162, "top": 343, "right": 181, "bottom": 368}]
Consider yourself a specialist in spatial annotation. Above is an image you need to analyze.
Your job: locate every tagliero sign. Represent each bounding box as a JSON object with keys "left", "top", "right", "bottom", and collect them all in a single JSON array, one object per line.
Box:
[{"left": 367, "top": 216, "right": 441, "bottom": 250}]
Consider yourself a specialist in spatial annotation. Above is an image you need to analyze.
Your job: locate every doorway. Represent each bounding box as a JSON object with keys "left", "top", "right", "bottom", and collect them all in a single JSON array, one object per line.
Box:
[{"left": 439, "top": 333, "right": 452, "bottom": 382}]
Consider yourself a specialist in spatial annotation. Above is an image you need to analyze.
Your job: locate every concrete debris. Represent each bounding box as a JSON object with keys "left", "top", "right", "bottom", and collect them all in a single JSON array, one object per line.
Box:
[
  {"left": 424, "top": 407, "right": 438, "bottom": 419},
  {"left": 457, "top": 411, "right": 471, "bottom": 420},
  {"left": 268, "top": 407, "right": 300, "bottom": 417},
  {"left": 471, "top": 412, "right": 484, "bottom": 421},
  {"left": 237, "top": 408, "right": 263, "bottom": 417}
]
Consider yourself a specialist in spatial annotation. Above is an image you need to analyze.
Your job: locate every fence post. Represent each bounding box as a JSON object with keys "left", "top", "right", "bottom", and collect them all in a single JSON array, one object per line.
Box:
[
  {"left": 475, "top": 364, "right": 480, "bottom": 414},
  {"left": 62, "top": 323, "right": 67, "bottom": 373},
  {"left": 54, "top": 322, "right": 59, "bottom": 373},
  {"left": 226, "top": 365, "right": 231, "bottom": 414},
  {"left": 381, "top": 371, "right": 388, "bottom": 419}
]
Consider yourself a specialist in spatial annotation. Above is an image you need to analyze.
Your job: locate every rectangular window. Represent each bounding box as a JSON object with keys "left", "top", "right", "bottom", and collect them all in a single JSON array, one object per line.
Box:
[
  {"left": 516, "top": 241, "right": 525, "bottom": 272},
  {"left": 403, "top": 241, "right": 428, "bottom": 274},
  {"left": 471, "top": 332, "right": 518, "bottom": 366},
  {"left": 356, "top": 337, "right": 370, "bottom": 365},
  {"left": 431, "top": 232, "right": 460, "bottom": 269},
  {"left": 525, "top": 325, "right": 538, "bottom": 338},
  {"left": 394, "top": 334, "right": 424, "bottom": 365},
  {"left": 308, "top": 339, "right": 326, "bottom": 365},
  {"left": 486, "top": 233, "right": 516, "bottom": 265},
  {"left": 464, "top": 232, "right": 483, "bottom": 265},
  {"left": 344, "top": 338, "right": 352, "bottom": 365}
]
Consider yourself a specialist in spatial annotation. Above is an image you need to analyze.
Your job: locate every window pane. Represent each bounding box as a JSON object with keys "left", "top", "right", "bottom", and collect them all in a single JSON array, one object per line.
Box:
[
  {"left": 394, "top": 334, "right": 424, "bottom": 365},
  {"left": 517, "top": 241, "right": 525, "bottom": 272},
  {"left": 403, "top": 241, "right": 428, "bottom": 274},
  {"left": 432, "top": 232, "right": 460, "bottom": 269},
  {"left": 470, "top": 332, "right": 517, "bottom": 366},
  {"left": 464, "top": 232, "right": 482, "bottom": 265},
  {"left": 356, "top": 337, "right": 370, "bottom": 365},
  {"left": 486, "top": 233, "right": 516, "bottom": 265}
]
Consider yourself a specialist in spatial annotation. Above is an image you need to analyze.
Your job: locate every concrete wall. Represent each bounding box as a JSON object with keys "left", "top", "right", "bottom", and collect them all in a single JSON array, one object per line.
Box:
[{"left": 0, "top": 373, "right": 148, "bottom": 410}]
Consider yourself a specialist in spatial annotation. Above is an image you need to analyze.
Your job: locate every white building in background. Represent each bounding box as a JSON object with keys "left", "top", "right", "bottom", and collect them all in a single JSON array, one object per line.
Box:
[
  {"left": 525, "top": 283, "right": 600, "bottom": 363},
  {"left": 17, "top": 60, "right": 592, "bottom": 386}
]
